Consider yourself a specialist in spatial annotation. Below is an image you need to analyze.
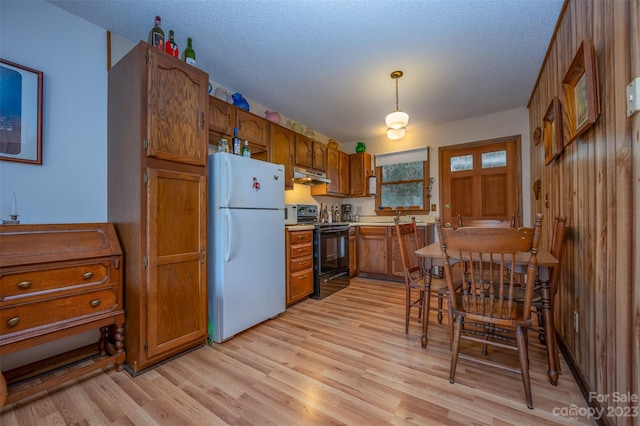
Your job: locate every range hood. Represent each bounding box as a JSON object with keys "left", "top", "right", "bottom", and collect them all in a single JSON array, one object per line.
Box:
[{"left": 293, "top": 167, "right": 331, "bottom": 185}]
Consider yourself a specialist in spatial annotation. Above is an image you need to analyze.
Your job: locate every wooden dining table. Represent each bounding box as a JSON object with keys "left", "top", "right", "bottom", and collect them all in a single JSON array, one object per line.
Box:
[{"left": 415, "top": 242, "right": 561, "bottom": 386}]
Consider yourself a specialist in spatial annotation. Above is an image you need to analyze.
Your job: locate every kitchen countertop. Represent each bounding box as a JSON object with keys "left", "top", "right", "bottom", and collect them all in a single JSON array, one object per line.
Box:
[{"left": 286, "top": 221, "right": 434, "bottom": 230}]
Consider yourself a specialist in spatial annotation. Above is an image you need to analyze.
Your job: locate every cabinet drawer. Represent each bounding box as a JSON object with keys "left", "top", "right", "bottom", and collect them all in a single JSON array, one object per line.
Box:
[
  {"left": 289, "top": 269, "right": 313, "bottom": 300},
  {"left": 289, "top": 230, "right": 312, "bottom": 244},
  {"left": 290, "top": 244, "right": 312, "bottom": 258},
  {"left": 0, "top": 262, "right": 111, "bottom": 300},
  {"left": 1, "top": 288, "right": 118, "bottom": 335},
  {"left": 359, "top": 226, "right": 388, "bottom": 236},
  {"left": 290, "top": 256, "right": 312, "bottom": 273}
]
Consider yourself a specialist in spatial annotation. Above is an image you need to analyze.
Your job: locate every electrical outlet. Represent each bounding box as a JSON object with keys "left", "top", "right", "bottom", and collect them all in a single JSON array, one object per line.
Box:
[
  {"left": 431, "top": 204, "right": 436, "bottom": 211},
  {"left": 573, "top": 310, "right": 579, "bottom": 333}
]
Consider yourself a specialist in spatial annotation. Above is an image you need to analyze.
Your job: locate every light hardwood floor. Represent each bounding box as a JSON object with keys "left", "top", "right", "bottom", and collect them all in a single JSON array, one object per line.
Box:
[{"left": 1, "top": 277, "right": 595, "bottom": 425}]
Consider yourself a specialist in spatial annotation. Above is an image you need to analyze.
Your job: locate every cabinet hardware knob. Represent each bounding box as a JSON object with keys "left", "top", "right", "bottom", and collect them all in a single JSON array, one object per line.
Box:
[
  {"left": 83, "top": 272, "right": 94, "bottom": 279},
  {"left": 17, "top": 281, "right": 32, "bottom": 289},
  {"left": 7, "top": 317, "right": 19, "bottom": 328},
  {"left": 90, "top": 299, "right": 101, "bottom": 307}
]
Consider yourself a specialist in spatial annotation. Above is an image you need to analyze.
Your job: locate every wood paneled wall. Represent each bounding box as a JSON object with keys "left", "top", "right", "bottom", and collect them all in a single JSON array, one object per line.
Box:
[{"left": 527, "top": 1, "right": 639, "bottom": 424}]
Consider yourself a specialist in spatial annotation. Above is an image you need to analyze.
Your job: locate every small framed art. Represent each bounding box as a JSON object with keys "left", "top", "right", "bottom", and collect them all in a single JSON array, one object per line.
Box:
[{"left": 0, "top": 59, "right": 43, "bottom": 165}]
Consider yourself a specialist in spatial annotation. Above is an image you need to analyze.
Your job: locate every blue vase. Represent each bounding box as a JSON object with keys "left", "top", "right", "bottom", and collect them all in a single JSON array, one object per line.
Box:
[
  {"left": 232, "top": 93, "right": 250, "bottom": 111},
  {"left": 356, "top": 141, "right": 366, "bottom": 153}
]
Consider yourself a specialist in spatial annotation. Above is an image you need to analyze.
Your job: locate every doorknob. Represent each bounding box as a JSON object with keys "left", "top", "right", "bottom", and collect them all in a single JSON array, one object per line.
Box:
[{"left": 445, "top": 204, "right": 450, "bottom": 209}]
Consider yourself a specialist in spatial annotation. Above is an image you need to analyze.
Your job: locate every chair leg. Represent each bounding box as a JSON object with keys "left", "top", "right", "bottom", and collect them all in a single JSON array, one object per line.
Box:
[
  {"left": 437, "top": 293, "right": 444, "bottom": 323},
  {"left": 417, "top": 289, "right": 425, "bottom": 323},
  {"left": 516, "top": 326, "right": 533, "bottom": 409},
  {"left": 405, "top": 285, "right": 411, "bottom": 334},
  {"left": 536, "top": 306, "right": 546, "bottom": 344},
  {"left": 449, "top": 314, "right": 463, "bottom": 384},
  {"left": 447, "top": 298, "right": 454, "bottom": 349}
]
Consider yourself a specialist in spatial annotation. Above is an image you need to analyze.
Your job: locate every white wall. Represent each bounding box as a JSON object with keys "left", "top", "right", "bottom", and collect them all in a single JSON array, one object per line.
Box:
[{"left": 0, "top": 1, "right": 108, "bottom": 224}]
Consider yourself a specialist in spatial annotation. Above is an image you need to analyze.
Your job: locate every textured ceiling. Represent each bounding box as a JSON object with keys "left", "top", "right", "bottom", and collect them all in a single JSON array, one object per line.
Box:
[{"left": 48, "top": 0, "right": 563, "bottom": 143}]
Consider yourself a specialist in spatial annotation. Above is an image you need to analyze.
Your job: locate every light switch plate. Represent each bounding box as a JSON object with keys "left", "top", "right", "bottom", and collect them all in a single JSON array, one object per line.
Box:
[{"left": 627, "top": 77, "right": 640, "bottom": 117}]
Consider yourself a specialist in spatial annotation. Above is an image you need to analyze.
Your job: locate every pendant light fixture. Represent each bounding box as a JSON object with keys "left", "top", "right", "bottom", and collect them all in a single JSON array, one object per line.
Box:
[{"left": 386, "top": 70, "right": 409, "bottom": 140}]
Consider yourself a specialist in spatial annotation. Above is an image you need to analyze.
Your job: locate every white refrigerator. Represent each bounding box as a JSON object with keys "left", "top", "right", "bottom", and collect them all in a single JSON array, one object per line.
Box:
[{"left": 208, "top": 152, "right": 285, "bottom": 343}]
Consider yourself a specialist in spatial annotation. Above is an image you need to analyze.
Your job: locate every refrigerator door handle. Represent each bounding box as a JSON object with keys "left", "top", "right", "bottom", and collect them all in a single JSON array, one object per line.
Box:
[{"left": 224, "top": 209, "right": 233, "bottom": 262}]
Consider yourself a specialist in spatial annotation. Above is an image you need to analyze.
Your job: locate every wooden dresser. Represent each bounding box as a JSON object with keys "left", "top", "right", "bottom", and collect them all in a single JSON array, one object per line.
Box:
[{"left": 0, "top": 223, "right": 125, "bottom": 410}]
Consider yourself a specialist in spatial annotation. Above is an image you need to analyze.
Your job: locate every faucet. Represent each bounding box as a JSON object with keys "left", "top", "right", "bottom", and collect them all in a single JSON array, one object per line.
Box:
[{"left": 396, "top": 210, "right": 401, "bottom": 221}]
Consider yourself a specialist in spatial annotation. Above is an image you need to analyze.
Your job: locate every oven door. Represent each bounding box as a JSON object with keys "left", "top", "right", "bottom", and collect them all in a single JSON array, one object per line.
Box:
[{"left": 316, "top": 226, "right": 350, "bottom": 276}]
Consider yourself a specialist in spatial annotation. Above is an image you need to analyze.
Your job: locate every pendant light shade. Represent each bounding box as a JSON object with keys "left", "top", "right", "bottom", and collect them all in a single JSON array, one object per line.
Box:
[
  {"left": 385, "top": 70, "right": 409, "bottom": 139},
  {"left": 387, "top": 127, "right": 406, "bottom": 140}
]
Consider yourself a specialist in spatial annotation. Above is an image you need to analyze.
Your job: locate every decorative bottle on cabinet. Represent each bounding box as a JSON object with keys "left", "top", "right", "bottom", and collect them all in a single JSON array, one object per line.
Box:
[
  {"left": 183, "top": 37, "right": 196, "bottom": 65},
  {"left": 148, "top": 16, "right": 164, "bottom": 49},
  {"left": 165, "top": 30, "right": 179, "bottom": 57},
  {"left": 108, "top": 42, "right": 208, "bottom": 373}
]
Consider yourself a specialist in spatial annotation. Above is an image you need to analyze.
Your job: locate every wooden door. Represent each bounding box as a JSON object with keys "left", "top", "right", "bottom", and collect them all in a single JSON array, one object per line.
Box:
[
  {"left": 439, "top": 136, "right": 521, "bottom": 228},
  {"left": 147, "top": 48, "right": 208, "bottom": 166},
  {"left": 146, "top": 168, "right": 207, "bottom": 359},
  {"left": 270, "top": 124, "right": 294, "bottom": 190},
  {"left": 326, "top": 147, "right": 340, "bottom": 193},
  {"left": 208, "top": 95, "right": 235, "bottom": 137},
  {"left": 313, "top": 142, "right": 327, "bottom": 171},
  {"left": 357, "top": 227, "right": 388, "bottom": 275},
  {"left": 236, "top": 110, "right": 269, "bottom": 149}
]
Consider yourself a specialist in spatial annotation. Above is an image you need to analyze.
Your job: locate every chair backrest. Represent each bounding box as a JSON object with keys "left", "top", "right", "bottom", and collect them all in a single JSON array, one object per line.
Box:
[
  {"left": 394, "top": 217, "right": 422, "bottom": 282},
  {"left": 436, "top": 213, "right": 543, "bottom": 323},
  {"left": 457, "top": 213, "right": 516, "bottom": 228}
]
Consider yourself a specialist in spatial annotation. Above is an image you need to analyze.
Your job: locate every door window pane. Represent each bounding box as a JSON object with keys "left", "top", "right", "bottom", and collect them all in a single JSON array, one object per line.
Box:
[
  {"left": 450, "top": 155, "right": 473, "bottom": 171},
  {"left": 481, "top": 150, "right": 507, "bottom": 168}
]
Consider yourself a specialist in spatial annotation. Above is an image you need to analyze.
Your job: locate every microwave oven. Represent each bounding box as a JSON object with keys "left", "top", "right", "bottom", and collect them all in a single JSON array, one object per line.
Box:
[{"left": 284, "top": 204, "right": 297, "bottom": 225}]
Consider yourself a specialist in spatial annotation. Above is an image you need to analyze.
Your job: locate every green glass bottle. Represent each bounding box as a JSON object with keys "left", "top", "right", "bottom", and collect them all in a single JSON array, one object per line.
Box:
[
  {"left": 148, "top": 16, "right": 164, "bottom": 49},
  {"left": 183, "top": 37, "right": 196, "bottom": 66}
]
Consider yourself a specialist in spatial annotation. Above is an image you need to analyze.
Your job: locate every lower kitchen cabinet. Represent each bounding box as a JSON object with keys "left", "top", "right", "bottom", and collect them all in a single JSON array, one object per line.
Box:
[
  {"left": 286, "top": 229, "right": 314, "bottom": 305},
  {"left": 357, "top": 224, "right": 434, "bottom": 281}
]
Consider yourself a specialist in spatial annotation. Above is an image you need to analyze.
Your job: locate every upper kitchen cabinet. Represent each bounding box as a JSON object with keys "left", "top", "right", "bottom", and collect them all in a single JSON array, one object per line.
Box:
[
  {"left": 237, "top": 109, "right": 270, "bottom": 161},
  {"left": 270, "top": 124, "right": 295, "bottom": 190},
  {"left": 295, "top": 134, "right": 327, "bottom": 172},
  {"left": 311, "top": 146, "right": 347, "bottom": 196},
  {"left": 350, "top": 152, "right": 373, "bottom": 196},
  {"left": 108, "top": 42, "right": 208, "bottom": 374},
  {"left": 208, "top": 95, "right": 235, "bottom": 138}
]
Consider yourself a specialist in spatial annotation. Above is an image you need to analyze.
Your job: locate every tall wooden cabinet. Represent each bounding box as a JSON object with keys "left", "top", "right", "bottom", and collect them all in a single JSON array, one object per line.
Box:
[
  {"left": 350, "top": 152, "right": 373, "bottom": 196},
  {"left": 108, "top": 42, "right": 208, "bottom": 374},
  {"left": 270, "top": 124, "right": 295, "bottom": 190}
]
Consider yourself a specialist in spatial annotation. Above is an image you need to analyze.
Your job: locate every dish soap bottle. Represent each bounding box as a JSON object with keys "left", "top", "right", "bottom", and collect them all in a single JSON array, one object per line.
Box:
[
  {"left": 183, "top": 37, "right": 196, "bottom": 65},
  {"left": 241, "top": 141, "right": 251, "bottom": 158}
]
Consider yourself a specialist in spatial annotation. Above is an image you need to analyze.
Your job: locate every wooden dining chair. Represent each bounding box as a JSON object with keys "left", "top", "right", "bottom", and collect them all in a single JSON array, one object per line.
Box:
[
  {"left": 436, "top": 213, "right": 543, "bottom": 409},
  {"left": 394, "top": 217, "right": 454, "bottom": 338}
]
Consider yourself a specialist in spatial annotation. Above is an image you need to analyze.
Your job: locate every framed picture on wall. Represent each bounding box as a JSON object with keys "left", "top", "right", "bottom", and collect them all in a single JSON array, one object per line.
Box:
[
  {"left": 543, "top": 96, "right": 563, "bottom": 165},
  {"left": 0, "top": 59, "right": 43, "bottom": 165},
  {"left": 562, "top": 38, "right": 600, "bottom": 147}
]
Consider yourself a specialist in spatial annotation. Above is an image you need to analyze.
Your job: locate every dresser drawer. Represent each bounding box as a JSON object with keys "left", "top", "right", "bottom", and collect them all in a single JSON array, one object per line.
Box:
[
  {"left": 289, "top": 269, "right": 313, "bottom": 301},
  {"left": 0, "top": 262, "right": 112, "bottom": 301},
  {"left": 1, "top": 288, "right": 118, "bottom": 335},
  {"left": 289, "top": 256, "right": 312, "bottom": 273},
  {"left": 289, "top": 244, "right": 312, "bottom": 258}
]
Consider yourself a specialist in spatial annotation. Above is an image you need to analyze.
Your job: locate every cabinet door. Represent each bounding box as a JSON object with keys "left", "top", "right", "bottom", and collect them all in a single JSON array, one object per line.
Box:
[
  {"left": 147, "top": 49, "right": 208, "bottom": 166},
  {"left": 208, "top": 95, "right": 235, "bottom": 137},
  {"left": 339, "top": 151, "right": 350, "bottom": 195},
  {"left": 326, "top": 147, "right": 340, "bottom": 193},
  {"left": 270, "top": 124, "right": 294, "bottom": 190},
  {"left": 237, "top": 110, "right": 269, "bottom": 149},
  {"left": 358, "top": 227, "right": 388, "bottom": 275},
  {"left": 349, "top": 234, "right": 357, "bottom": 277},
  {"left": 146, "top": 168, "right": 207, "bottom": 359},
  {"left": 349, "top": 152, "right": 372, "bottom": 196},
  {"left": 313, "top": 142, "right": 327, "bottom": 172},
  {"left": 295, "top": 135, "right": 313, "bottom": 168}
]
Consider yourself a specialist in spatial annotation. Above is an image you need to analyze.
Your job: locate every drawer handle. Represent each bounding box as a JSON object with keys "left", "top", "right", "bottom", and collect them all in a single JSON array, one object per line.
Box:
[
  {"left": 17, "top": 281, "right": 32, "bottom": 289},
  {"left": 297, "top": 235, "right": 304, "bottom": 240},
  {"left": 298, "top": 275, "right": 306, "bottom": 280},
  {"left": 83, "top": 272, "right": 94, "bottom": 279},
  {"left": 7, "top": 317, "right": 20, "bottom": 328},
  {"left": 90, "top": 299, "right": 101, "bottom": 307}
]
